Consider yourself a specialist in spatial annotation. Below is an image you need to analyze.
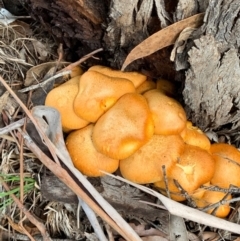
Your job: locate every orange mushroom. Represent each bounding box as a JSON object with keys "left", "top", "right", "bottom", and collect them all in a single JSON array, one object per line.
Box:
[
  {"left": 69, "top": 65, "right": 84, "bottom": 78},
  {"left": 154, "top": 178, "right": 186, "bottom": 201},
  {"left": 92, "top": 93, "right": 154, "bottom": 159},
  {"left": 168, "top": 145, "right": 215, "bottom": 194},
  {"left": 190, "top": 183, "right": 210, "bottom": 200},
  {"left": 180, "top": 121, "right": 211, "bottom": 151},
  {"left": 210, "top": 143, "right": 240, "bottom": 188},
  {"left": 73, "top": 70, "right": 135, "bottom": 122},
  {"left": 136, "top": 80, "right": 156, "bottom": 94},
  {"left": 62, "top": 66, "right": 84, "bottom": 82},
  {"left": 156, "top": 78, "right": 176, "bottom": 97},
  {"left": 143, "top": 89, "right": 187, "bottom": 135},
  {"left": 194, "top": 190, "right": 232, "bottom": 218},
  {"left": 66, "top": 124, "right": 119, "bottom": 177},
  {"left": 45, "top": 76, "right": 89, "bottom": 132},
  {"left": 120, "top": 134, "right": 185, "bottom": 184},
  {"left": 89, "top": 65, "right": 147, "bottom": 88}
]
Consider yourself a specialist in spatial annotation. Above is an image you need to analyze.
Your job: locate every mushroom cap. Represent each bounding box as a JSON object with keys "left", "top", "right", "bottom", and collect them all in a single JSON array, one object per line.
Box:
[
  {"left": 154, "top": 178, "right": 186, "bottom": 201},
  {"left": 62, "top": 66, "right": 84, "bottom": 82},
  {"left": 180, "top": 121, "right": 211, "bottom": 151},
  {"left": 190, "top": 182, "right": 210, "bottom": 200},
  {"left": 66, "top": 124, "right": 119, "bottom": 177},
  {"left": 156, "top": 79, "right": 176, "bottom": 97},
  {"left": 120, "top": 134, "right": 185, "bottom": 184},
  {"left": 194, "top": 190, "right": 231, "bottom": 218},
  {"left": 70, "top": 66, "right": 84, "bottom": 78},
  {"left": 143, "top": 89, "right": 187, "bottom": 135},
  {"left": 45, "top": 76, "right": 89, "bottom": 132},
  {"left": 168, "top": 145, "right": 215, "bottom": 193},
  {"left": 210, "top": 143, "right": 240, "bottom": 188},
  {"left": 136, "top": 80, "right": 156, "bottom": 94},
  {"left": 92, "top": 93, "right": 154, "bottom": 160},
  {"left": 73, "top": 70, "right": 135, "bottom": 122},
  {"left": 88, "top": 65, "right": 147, "bottom": 88}
]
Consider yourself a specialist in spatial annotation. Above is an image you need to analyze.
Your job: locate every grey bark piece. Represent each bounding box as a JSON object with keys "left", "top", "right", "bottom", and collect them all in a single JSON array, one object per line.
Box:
[
  {"left": 173, "top": 0, "right": 240, "bottom": 133},
  {"left": 183, "top": 35, "right": 240, "bottom": 130},
  {"left": 203, "top": 0, "right": 240, "bottom": 50},
  {"left": 173, "top": 0, "right": 209, "bottom": 22}
]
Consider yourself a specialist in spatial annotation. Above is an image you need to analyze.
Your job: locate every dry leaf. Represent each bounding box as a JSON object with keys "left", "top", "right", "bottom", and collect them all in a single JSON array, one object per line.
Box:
[
  {"left": 32, "top": 40, "right": 50, "bottom": 61},
  {"left": 121, "top": 13, "right": 204, "bottom": 70},
  {"left": 24, "top": 61, "right": 68, "bottom": 86}
]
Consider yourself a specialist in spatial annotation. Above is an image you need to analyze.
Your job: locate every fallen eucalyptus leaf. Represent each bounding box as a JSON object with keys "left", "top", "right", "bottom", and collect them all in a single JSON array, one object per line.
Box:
[
  {"left": 121, "top": 13, "right": 204, "bottom": 70},
  {"left": 24, "top": 61, "right": 68, "bottom": 86}
]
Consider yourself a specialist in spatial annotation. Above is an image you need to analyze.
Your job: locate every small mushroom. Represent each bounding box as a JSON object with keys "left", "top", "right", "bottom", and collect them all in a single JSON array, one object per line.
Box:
[
  {"left": 168, "top": 145, "right": 215, "bottom": 193},
  {"left": 180, "top": 121, "right": 211, "bottom": 151},
  {"left": 69, "top": 65, "right": 84, "bottom": 78},
  {"left": 45, "top": 76, "right": 89, "bottom": 132},
  {"left": 210, "top": 143, "right": 240, "bottom": 188},
  {"left": 143, "top": 89, "right": 187, "bottom": 135},
  {"left": 66, "top": 124, "right": 119, "bottom": 177},
  {"left": 156, "top": 78, "right": 176, "bottom": 97},
  {"left": 194, "top": 190, "right": 232, "bottom": 218},
  {"left": 154, "top": 178, "right": 186, "bottom": 201},
  {"left": 88, "top": 65, "right": 147, "bottom": 88},
  {"left": 136, "top": 80, "right": 156, "bottom": 94},
  {"left": 73, "top": 70, "right": 135, "bottom": 122},
  {"left": 92, "top": 93, "right": 154, "bottom": 159},
  {"left": 120, "top": 134, "right": 185, "bottom": 184}
]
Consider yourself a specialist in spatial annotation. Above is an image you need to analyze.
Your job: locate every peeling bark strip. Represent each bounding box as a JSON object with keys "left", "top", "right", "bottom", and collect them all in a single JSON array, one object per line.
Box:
[
  {"left": 184, "top": 35, "right": 240, "bottom": 130},
  {"left": 175, "top": 0, "right": 240, "bottom": 133}
]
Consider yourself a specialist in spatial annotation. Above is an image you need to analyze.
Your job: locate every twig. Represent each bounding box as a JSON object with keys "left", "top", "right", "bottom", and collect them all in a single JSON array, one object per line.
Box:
[
  {"left": 18, "top": 71, "right": 71, "bottom": 93},
  {"left": 162, "top": 165, "right": 170, "bottom": 199},
  {"left": 59, "top": 48, "right": 103, "bottom": 72},
  {"left": 0, "top": 177, "right": 52, "bottom": 241},
  {"left": 201, "top": 184, "right": 240, "bottom": 194},
  {"left": 0, "top": 118, "right": 25, "bottom": 135},
  {"left": 19, "top": 221, "right": 36, "bottom": 241},
  {"left": 200, "top": 193, "right": 240, "bottom": 213}
]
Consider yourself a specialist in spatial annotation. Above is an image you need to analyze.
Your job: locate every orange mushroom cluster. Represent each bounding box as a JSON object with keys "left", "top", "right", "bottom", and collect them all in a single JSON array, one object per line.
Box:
[{"left": 45, "top": 65, "right": 239, "bottom": 218}]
